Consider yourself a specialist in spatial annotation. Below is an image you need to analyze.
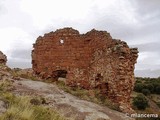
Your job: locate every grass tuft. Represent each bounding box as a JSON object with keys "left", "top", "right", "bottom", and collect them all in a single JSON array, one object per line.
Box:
[
  {"left": 0, "top": 94, "right": 66, "bottom": 120},
  {"left": 0, "top": 80, "right": 66, "bottom": 120},
  {"left": 56, "top": 81, "right": 120, "bottom": 111}
]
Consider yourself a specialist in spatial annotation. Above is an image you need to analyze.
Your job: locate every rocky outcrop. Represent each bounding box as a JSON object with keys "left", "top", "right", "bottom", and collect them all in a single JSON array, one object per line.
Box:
[
  {"left": 0, "top": 100, "right": 7, "bottom": 115},
  {"left": 0, "top": 51, "right": 7, "bottom": 65},
  {"left": 0, "top": 65, "right": 134, "bottom": 120},
  {"left": 32, "top": 27, "right": 138, "bottom": 113},
  {"left": 12, "top": 79, "right": 134, "bottom": 120}
]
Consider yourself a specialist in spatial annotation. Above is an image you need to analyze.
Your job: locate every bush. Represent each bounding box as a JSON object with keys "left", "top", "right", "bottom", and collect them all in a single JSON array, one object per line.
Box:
[
  {"left": 145, "top": 84, "right": 154, "bottom": 93},
  {"left": 134, "top": 83, "right": 144, "bottom": 92},
  {"left": 152, "top": 83, "right": 160, "bottom": 93},
  {"left": 155, "top": 85, "right": 160, "bottom": 94},
  {"left": 134, "top": 77, "right": 160, "bottom": 95},
  {"left": 141, "top": 89, "right": 151, "bottom": 96},
  {"left": 133, "top": 94, "right": 149, "bottom": 110}
]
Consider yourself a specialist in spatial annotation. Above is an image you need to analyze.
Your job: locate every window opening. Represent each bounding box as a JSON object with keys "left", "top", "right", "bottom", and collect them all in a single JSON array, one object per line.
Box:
[{"left": 60, "top": 39, "right": 64, "bottom": 44}]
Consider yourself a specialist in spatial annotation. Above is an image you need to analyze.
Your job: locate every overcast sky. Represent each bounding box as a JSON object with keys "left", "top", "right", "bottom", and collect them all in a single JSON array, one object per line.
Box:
[{"left": 0, "top": 0, "right": 160, "bottom": 78}]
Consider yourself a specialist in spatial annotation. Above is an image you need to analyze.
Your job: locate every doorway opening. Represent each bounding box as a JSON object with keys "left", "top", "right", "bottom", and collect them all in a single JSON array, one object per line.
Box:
[{"left": 52, "top": 70, "right": 67, "bottom": 80}]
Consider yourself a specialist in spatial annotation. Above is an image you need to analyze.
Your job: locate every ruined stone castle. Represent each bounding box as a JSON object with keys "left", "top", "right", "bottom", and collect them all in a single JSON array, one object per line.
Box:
[{"left": 32, "top": 28, "right": 138, "bottom": 112}]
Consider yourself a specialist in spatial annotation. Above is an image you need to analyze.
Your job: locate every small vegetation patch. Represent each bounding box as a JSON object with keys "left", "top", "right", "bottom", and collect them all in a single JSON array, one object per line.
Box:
[
  {"left": 56, "top": 81, "right": 120, "bottom": 111},
  {"left": 132, "top": 77, "right": 160, "bottom": 120},
  {"left": 11, "top": 68, "right": 39, "bottom": 81},
  {"left": 0, "top": 79, "right": 12, "bottom": 92},
  {"left": 0, "top": 80, "right": 66, "bottom": 120},
  {"left": 134, "top": 77, "right": 160, "bottom": 95},
  {"left": 132, "top": 93, "right": 149, "bottom": 110},
  {"left": 0, "top": 94, "right": 65, "bottom": 120}
]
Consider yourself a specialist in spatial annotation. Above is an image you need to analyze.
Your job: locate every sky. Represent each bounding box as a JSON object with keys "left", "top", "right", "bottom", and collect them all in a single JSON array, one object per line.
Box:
[{"left": 0, "top": 0, "right": 160, "bottom": 78}]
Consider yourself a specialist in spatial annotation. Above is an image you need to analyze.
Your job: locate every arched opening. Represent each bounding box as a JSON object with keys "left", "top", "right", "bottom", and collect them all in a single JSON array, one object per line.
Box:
[
  {"left": 95, "top": 73, "right": 103, "bottom": 81},
  {"left": 52, "top": 70, "right": 67, "bottom": 80}
]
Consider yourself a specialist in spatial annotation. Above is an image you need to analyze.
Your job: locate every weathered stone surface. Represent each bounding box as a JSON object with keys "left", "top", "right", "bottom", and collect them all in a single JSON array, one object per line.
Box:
[
  {"left": 0, "top": 100, "right": 7, "bottom": 115},
  {"left": 32, "top": 27, "right": 138, "bottom": 113},
  {"left": 0, "top": 51, "right": 7, "bottom": 65}
]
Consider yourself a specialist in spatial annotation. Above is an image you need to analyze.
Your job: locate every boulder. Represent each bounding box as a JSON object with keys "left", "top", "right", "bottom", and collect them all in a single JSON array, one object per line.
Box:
[{"left": 0, "top": 51, "right": 7, "bottom": 65}]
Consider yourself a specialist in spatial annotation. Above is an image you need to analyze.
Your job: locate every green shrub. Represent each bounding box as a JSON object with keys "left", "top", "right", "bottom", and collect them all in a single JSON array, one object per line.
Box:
[
  {"left": 155, "top": 85, "right": 160, "bottom": 94},
  {"left": 133, "top": 94, "right": 149, "bottom": 110},
  {"left": 134, "top": 83, "right": 145, "bottom": 92},
  {"left": 134, "top": 77, "right": 160, "bottom": 95},
  {"left": 152, "top": 83, "right": 160, "bottom": 93},
  {"left": 141, "top": 89, "right": 151, "bottom": 96},
  {"left": 145, "top": 84, "right": 154, "bottom": 93}
]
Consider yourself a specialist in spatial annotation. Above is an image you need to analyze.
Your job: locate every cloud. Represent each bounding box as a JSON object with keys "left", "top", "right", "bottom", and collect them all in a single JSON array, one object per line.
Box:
[
  {"left": 9, "top": 49, "right": 31, "bottom": 60},
  {"left": 135, "top": 69, "right": 160, "bottom": 78},
  {"left": 7, "top": 59, "right": 31, "bottom": 68},
  {"left": 20, "top": 0, "right": 94, "bottom": 30},
  {"left": 0, "top": 27, "right": 33, "bottom": 51},
  {"left": 7, "top": 48, "right": 32, "bottom": 68},
  {"left": 133, "top": 0, "right": 160, "bottom": 16},
  {"left": 131, "top": 42, "right": 160, "bottom": 53},
  {"left": 132, "top": 42, "right": 160, "bottom": 73},
  {"left": 125, "top": 0, "right": 160, "bottom": 44},
  {"left": 0, "top": 0, "right": 5, "bottom": 13}
]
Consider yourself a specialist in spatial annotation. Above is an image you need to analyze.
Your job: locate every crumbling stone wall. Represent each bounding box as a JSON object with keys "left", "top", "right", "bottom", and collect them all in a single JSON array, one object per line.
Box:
[
  {"left": 0, "top": 51, "right": 7, "bottom": 65},
  {"left": 32, "top": 28, "right": 138, "bottom": 112}
]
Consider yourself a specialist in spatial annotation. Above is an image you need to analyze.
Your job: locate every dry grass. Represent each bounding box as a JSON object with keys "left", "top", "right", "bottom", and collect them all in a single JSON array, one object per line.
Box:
[
  {"left": 56, "top": 81, "right": 120, "bottom": 111},
  {"left": 0, "top": 80, "right": 67, "bottom": 120},
  {"left": 0, "top": 94, "right": 66, "bottom": 120}
]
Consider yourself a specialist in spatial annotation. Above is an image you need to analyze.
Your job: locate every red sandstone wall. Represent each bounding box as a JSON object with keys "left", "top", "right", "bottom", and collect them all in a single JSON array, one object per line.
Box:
[
  {"left": 89, "top": 40, "right": 138, "bottom": 112},
  {"left": 32, "top": 27, "right": 138, "bottom": 113},
  {"left": 32, "top": 28, "right": 112, "bottom": 80}
]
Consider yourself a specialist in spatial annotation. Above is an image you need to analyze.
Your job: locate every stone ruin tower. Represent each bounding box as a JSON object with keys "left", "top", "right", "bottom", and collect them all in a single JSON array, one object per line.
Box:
[
  {"left": 0, "top": 51, "right": 7, "bottom": 65},
  {"left": 32, "top": 28, "right": 138, "bottom": 112}
]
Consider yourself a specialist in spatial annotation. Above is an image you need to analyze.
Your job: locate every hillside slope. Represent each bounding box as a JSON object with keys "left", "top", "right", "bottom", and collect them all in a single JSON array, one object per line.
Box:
[
  {"left": 11, "top": 79, "right": 133, "bottom": 120},
  {"left": 0, "top": 65, "right": 134, "bottom": 120}
]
